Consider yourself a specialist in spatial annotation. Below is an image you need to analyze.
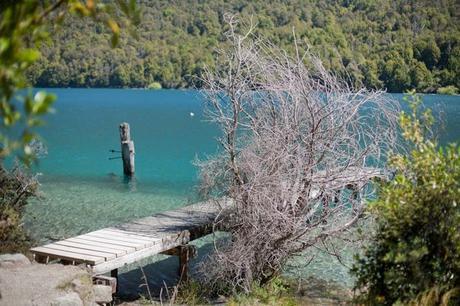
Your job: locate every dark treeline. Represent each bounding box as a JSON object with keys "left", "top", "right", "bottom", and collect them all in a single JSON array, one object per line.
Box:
[{"left": 28, "top": 0, "right": 460, "bottom": 93}]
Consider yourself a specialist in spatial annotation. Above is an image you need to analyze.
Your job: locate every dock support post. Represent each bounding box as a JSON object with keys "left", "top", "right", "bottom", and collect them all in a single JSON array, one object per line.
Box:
[
  {"left": 178, "top": 246, "right": 190, "bottom": 282},
  {"left": 111, "top": 269, "right": 119, "bottom": 293},
  {"left": 160, "top": 243, "right": 196, "bottom": 283},
  {"left": 119, "top": 122, "right": 135, "bottom": 176},
  {"left": 93, "top": 275, "right": 118, "bottom": 295}
]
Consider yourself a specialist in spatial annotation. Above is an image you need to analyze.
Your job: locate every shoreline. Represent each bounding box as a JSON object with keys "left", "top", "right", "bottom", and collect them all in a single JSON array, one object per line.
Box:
[{"left": 29, "top": 87, "right": 460, "bottom": 96}]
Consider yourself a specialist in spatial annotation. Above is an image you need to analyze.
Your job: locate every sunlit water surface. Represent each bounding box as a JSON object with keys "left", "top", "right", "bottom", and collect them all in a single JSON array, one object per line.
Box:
[{"left": 21, "top": 89, "right": 459, "bottom": 298}]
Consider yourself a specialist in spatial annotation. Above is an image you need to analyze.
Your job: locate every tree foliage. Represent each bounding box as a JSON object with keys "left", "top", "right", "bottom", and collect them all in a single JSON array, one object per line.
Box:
[
  {"left": 352, "top": 93, "right": 460, "bottom": 305},
  {"left": 0, "top": 0, "right": 140, "bottom": 254},
  {"left": 0, "top": 163, "right": 39, "bottom": 253},
  {"left": 28, "top": 0, "right": 460, "bottom": 93},
  {"left": 0, "top": 0, "right": 140, "bottom": 161}
]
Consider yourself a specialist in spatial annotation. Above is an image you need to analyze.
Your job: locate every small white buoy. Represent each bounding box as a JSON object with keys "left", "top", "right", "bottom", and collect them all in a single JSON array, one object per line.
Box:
[{"left": 190, "top": 112, "right": 195, "bottom": 117}]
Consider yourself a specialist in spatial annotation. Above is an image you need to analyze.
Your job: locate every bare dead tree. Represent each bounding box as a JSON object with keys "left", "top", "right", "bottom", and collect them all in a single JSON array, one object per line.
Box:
[{"left": 197, "top": 15, "right": 399, "bottom": 293}]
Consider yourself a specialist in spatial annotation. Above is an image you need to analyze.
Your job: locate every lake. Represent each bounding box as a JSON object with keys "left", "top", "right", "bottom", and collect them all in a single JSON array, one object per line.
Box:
[
  {"left": 23, "top": 89, "right": 460, "bottom": 298},
  {"left": 25, "top": 89, "right": 218, "bottom": 242}
]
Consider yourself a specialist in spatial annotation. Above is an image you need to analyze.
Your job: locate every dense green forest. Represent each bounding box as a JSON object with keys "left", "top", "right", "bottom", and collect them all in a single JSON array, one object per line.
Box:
[{"left": 28, "top": 0, "right": 460, "bottom": 93}]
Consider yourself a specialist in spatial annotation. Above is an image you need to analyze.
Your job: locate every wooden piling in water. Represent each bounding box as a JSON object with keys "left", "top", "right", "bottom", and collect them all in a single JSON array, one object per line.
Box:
[{"left": 119, "top": 122, "right": 135, "bottom": 176}]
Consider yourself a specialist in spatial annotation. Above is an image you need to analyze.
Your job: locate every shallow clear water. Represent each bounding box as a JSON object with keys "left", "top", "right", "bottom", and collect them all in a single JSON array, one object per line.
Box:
[
  {"left": 25, "top": 89, "right": 220, "bottom": 243},
  {"left": 21, "top": 89, "right": 460, "bottom": 297}
]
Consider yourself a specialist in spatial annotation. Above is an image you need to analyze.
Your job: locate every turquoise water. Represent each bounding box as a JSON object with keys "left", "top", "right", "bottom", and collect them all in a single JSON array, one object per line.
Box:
[
  {"left": 25, "top": 89, "right": 220, "bottom": 242},
  {"left": 21, "top": 89, "right": 460, "bottom": 297}
]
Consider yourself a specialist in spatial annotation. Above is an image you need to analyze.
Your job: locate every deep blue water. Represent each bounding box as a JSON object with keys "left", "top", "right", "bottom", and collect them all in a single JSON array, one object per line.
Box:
[{"left": 20, "top": 89, "right": 459, "bottom": 297}]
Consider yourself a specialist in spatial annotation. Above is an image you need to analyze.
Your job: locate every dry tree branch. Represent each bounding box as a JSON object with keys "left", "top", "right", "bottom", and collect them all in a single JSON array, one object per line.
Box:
[{"left": 197, "top": 15, "right": 399, "bottom": 293}]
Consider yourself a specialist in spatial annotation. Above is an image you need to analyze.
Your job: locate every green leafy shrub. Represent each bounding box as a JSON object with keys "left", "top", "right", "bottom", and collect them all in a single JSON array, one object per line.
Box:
[
  {"left": 352, "top": 93, "right": 460, "bottom": 305},
  {"left": 172, "top": 280, "right": 207, "bottom": 305},
  {"left": 227, "top": 277, "right": 297, "bottom": 306},
  {"left": 1, "top": 1, "right": 139, "bottom": 161},
  {"left": 437, "top": 85, "right": 459, "bottom": 95},
  {"left": 0, "top": 164, "right": 39, "bottom": 253}
]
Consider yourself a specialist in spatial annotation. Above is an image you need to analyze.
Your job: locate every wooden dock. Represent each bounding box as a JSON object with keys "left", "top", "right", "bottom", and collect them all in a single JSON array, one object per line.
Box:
[
  {"left": 30, "top": 166, "right": 385, "bottom": 288},
  {"left": 31, "top": 198, "right": 232, "bottom": 276}
]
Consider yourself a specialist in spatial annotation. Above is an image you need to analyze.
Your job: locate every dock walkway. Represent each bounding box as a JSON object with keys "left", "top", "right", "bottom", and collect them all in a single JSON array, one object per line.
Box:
[
  {"left": 30, "top": 166, "right": 385, "bottom": 283},
  {"left": 31, "top": 199, "right": 231, "bottom": 275}
]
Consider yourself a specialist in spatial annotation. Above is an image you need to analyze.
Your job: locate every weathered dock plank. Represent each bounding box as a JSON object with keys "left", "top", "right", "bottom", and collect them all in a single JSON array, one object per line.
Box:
[
  {"left": 54, "top": 240, "right": 126, "bottom": 257},
  {"left": 40, "top": 243, "right": 117, "bottom": 261},
  {"left": 112, "top": 198, "right": 231, "bottom": 240},
  {"left": 66, "top": 237, "right": 136, "bottom": 253},
  {"left": 31, "top": 246, "right": 105, "bottom": 265},
  {"left": 30, "top": 198, "right": 232, "bottom": 274}
]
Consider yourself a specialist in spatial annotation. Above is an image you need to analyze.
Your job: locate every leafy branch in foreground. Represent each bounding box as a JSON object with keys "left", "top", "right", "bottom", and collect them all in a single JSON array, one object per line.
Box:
[
  {"left": 352, "top": 93, "right": 460, "bottom": 305},
  {"left": 197, "top": 15, "right": 399, "bottom": 293},
  {"left": 0, "top": 0, "right": 140, "bottom": 162}
]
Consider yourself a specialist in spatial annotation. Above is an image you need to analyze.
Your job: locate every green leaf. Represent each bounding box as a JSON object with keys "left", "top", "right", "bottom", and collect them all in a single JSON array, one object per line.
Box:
[
  {"left": 32, "top": 91, "right": 56, "bottom": 114},
  {"left": 0, "top": 38, "right": 10, "bottom": 53},
  {"left": 24, "top": 96, "right": 33, "bottom": 114},
  {"left": 17, "top": 48, "right": 41, "bottom": 63},
  {"left": 27, "top": 118, "right": 45, "bottom": 127},
  {"left": 22, "top": 131, "right": 35, "bottom": 144},
  {"left": 3, "top": 111, "right": 21, "bottom": 126}
]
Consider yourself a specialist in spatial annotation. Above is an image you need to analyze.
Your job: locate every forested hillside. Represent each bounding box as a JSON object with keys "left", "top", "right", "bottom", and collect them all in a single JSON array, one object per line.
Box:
[{"left": 29, "top": 0, "right": 460, "bottom": 92}]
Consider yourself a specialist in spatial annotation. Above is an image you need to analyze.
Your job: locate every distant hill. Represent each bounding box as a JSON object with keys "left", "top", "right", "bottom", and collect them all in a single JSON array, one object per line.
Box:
[{"left": 29, "top": 0, "right": 460, "bottom": 93}]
